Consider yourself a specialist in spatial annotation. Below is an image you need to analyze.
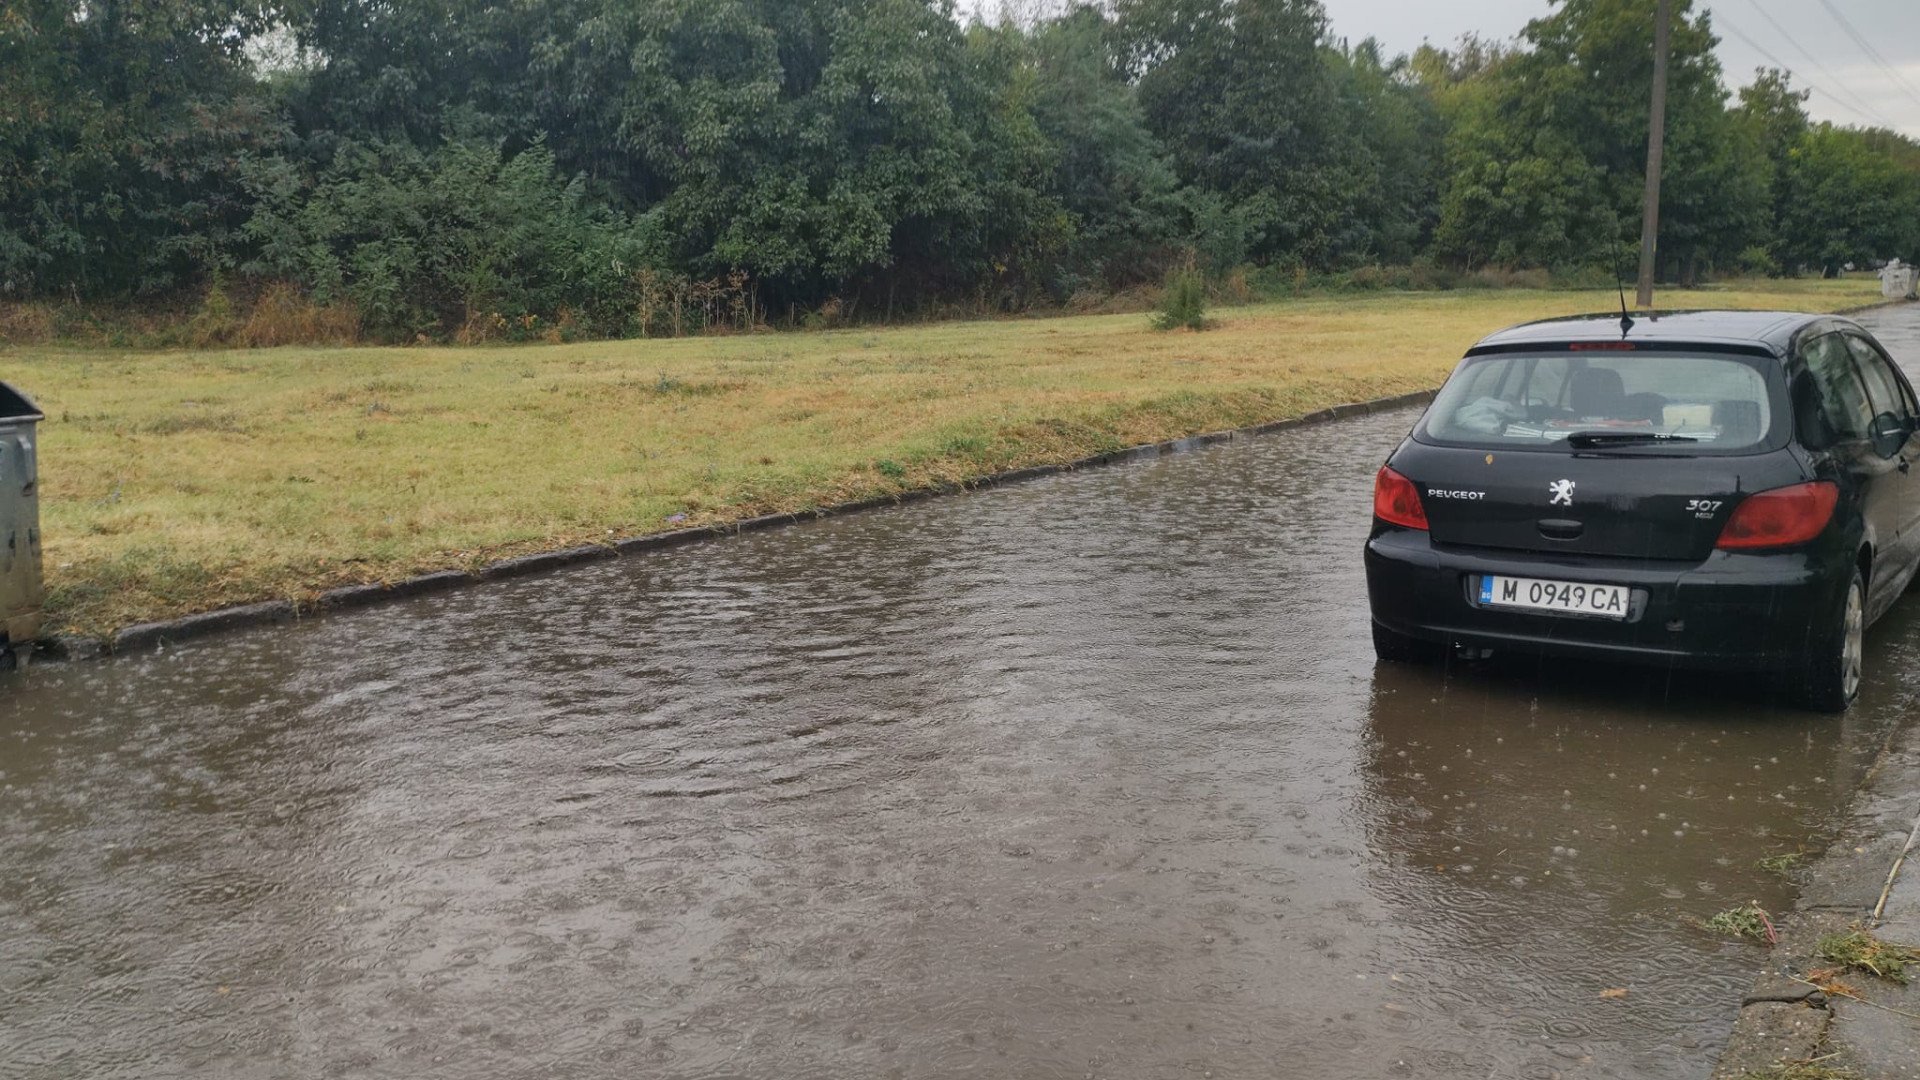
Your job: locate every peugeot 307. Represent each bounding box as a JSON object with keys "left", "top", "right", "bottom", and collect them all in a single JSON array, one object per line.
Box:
[{"left": 1365, "top": 310, "right": 1920, "bottom": 712}]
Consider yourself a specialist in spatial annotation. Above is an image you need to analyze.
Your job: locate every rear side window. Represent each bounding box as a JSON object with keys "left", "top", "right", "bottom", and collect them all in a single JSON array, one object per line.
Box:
[
  {"left": 1419, "top": 351, "right": 1777, "bottom": 452},
  {"left": 1797, "top": 333, "right": 1871, "bottom": 445},
  {"left": 1845, "top": 334, "right": 1915, "bottom": 422}
]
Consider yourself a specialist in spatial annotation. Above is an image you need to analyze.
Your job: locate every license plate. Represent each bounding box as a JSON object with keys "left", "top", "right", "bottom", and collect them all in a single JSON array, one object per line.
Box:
[{"left": 1478, "top": 575, "right": 1630, "bottom": 620}]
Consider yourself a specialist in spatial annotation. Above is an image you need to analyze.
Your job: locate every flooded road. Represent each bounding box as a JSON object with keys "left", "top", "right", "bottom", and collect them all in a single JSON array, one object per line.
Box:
[{"left": 5, "top": 306, "right": 1920, "bottom": 1080}]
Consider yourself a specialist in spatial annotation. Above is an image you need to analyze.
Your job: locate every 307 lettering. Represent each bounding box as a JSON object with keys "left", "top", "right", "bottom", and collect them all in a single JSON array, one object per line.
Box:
[{"left": 1686, "top": 499, "right": 1724, "bottom": 519}]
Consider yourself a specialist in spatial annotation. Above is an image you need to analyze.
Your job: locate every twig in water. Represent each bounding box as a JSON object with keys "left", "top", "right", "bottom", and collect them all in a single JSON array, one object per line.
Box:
[
  {"left": 1871, "top": 814, "right": 1920, "bottom": 923},
  {"left": 1791, "top": 975, "right": 1920, "bottom": 1022}
]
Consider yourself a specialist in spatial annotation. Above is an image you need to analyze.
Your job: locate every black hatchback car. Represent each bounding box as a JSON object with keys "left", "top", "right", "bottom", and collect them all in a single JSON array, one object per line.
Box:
[{"left": 1365, "top": 310, "right": 1920, "bottom": 712}]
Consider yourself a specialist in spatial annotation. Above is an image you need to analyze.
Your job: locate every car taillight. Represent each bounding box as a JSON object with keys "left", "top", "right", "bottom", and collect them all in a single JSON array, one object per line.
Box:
[
  {"left": 1373, "top": 466, "right": 1429, "bottom": 530},
  {"left": 1716, "top": 482, "right": 1839, "bottom": 550}
]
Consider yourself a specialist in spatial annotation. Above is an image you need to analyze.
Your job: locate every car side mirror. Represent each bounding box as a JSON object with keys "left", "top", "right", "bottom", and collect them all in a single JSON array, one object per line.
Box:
[{"left": 1871, "top": 411, "right": 1909, "bottom": 456}]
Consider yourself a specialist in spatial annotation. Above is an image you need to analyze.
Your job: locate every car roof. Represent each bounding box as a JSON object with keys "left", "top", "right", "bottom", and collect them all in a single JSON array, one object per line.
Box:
[{"left": 1467, "top": 309, "right": 1851, "bottom": 358}]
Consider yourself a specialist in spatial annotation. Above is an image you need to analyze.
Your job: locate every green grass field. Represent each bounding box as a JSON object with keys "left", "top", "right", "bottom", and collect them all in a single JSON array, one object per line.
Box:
[{"left": 0, "top": 277, "right": 1886, "bottom": 638}]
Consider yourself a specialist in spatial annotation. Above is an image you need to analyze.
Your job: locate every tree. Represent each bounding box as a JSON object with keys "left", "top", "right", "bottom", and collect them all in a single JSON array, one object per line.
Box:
[
  {"left": 0, "top": 0, "right": 281, "bottom": 296},
  {"left": 240, "top": 137, "right": 639, "bottom": 336},
  {"left": 1022, "top": 4, "right": 1182, "bottom": 290},
  {"left": 1777, "top": 124, "right": 1920, "bottom": 276},
  {"left": 1116, "top": 0, "right": 1350, "bottom": 266},
  {"left": 514, "top": 0, "right": 1063, "bottom": 312},
  {"left": 1324, "top": 39, "right": 1446, "bottom": 265},
  {"left": 1732, "top": 68, "right": 1808, "bottom": 271},
  {"left": 6, "top": 0, "right": 1917, "bottom": 333},
  {"left": 1428, "top": 40, "right": 1616, "bottom": 269},
  {"left": 1432, "top": 0, "right": 1767, "bottom": 278}
]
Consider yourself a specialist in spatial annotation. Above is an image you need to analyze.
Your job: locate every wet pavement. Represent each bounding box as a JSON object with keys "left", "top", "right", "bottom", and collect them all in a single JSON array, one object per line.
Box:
[{"left": 4, "top": 304, "right": 1919, "bottom": 1080}]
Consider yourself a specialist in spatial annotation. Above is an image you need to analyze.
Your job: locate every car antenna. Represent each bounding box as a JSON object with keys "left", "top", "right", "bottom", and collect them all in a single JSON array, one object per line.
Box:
[{"left": 1615, "top": 240, "right": 1635, "bottom": 338}]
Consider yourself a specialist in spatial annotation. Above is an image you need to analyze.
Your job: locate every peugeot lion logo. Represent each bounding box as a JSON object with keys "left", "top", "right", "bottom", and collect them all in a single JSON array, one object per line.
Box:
[{"left": 1549, "top": 479, "right": 1576, "bottom": 507}]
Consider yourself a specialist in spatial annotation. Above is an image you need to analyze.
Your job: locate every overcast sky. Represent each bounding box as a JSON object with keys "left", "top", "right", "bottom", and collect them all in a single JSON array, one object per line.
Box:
[
  {"left": 1317, "top": 0, "right": 1920, "bottom": 136},
  {"left": 964, "top": 0, "right": 1920, "bottom": 137}
]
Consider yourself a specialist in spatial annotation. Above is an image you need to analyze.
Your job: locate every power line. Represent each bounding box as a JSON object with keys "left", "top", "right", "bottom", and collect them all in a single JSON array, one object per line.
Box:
[
  {"left": 1715, "top": 16, "right": 1876, "bottom": 125},
  {"left": 1738, "top": 0, "right": 1898, "bottom": 124},
  {"left": 1712, "top": 8, "right": 1905, "bottom": 129},
  {"left": 1714, "top": 12, "right": 1902, "bottom": 129},
  {"left": 1815, "top": 0, "right": 1920, "bottom": 106},
  {"left": 1813, "top": 0, "right": 1920, "bottom": 115}
]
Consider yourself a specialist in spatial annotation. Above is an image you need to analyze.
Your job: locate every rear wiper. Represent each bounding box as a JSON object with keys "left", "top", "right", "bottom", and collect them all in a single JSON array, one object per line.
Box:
[{"left": 1566, "top": 431, "right": 1700, "bottom": 448}]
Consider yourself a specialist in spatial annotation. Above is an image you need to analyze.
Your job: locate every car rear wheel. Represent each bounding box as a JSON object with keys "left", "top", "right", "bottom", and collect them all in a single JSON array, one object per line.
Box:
[
  {"left": 1794, "top": 570, "right": 1865, "bottom": 713},
  {"left": 1372, "top": 621, "right": 1441, "bottom": 664}
]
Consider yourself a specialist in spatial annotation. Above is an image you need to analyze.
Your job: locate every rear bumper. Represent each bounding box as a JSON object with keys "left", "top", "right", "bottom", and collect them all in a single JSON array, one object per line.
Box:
[{"left": 1364, "top": 528, "right": 1840, "bottom": 671}]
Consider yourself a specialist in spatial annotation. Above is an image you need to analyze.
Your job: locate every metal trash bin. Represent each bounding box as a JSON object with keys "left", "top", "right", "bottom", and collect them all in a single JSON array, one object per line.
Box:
[
  {"left": 0, "top": 381, "right": 44, "bottom": 658},
  {"left": 1882, "top": 259, "right": 1919, "bottom": 300}
]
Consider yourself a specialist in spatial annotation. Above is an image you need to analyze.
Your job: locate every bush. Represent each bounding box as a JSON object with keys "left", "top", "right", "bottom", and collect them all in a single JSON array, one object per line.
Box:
[
  {"left": 1217, "top": 265, "right": 1256, "bottom": 306},
  {"left": 0, "top": 303, "right": 58, "bottom": 344},
  {"left": 238, "top": 282, "right": 359, "bottom": 347},
  {"left": 1343, "top": 264, "right": 1430, "bottom": 291},
  {"left": 1408, "top": 256, "right": 1460, "bottom": 291},
  {"left": 181, "top": 276, "right": 240, "bottom": 343},
  {"left": 1548, "top": 263, "right": 1618, "bottom": 290},
  {"left": 240, "top": 138, "right": 646, "bottom": 340},
  {"left": 1465, "top": 266, "right": 1554, "bottom": 290},
  {"left": 1240, "top": 263, "right": 1297, "bottom": 300},
  {"left": 1345, "top": 264, "right": 1391, "bottom": 290},
  {"left": 1153, "top": 266, "right": 1209, "bottom": 331},
  {"left": 1737, "top": 244, "right": 1783, "bottom": 278}
]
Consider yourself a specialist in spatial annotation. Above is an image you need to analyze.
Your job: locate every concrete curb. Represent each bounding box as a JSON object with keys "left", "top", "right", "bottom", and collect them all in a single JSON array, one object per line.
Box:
[
  {"left": 35, "top": 388, "right": 1438, "bottom": 662},
  {"left": 1839, "top": 297, "right": 1920, "bottom": 316},
  {"left": 1711, "top": 720, "right": 1920, "bottom": 1080},
  {"left": 108, "top": 601, "right": 298, "bottom": 656}
]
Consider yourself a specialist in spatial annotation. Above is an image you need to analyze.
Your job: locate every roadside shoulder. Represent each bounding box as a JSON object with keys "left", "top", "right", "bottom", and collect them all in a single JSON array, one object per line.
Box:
[
  {"left": 1713, "top": 719, "right": 1920, "bottom": 1080},
  {"left": 33, "top": 389, "right": 1441, "bottom": 662}
]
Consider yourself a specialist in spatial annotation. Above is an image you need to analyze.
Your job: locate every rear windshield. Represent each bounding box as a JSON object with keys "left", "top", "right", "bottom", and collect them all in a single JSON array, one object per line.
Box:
[{"left": 1418, "top": 351, "right": 1779, "bottom": 453}]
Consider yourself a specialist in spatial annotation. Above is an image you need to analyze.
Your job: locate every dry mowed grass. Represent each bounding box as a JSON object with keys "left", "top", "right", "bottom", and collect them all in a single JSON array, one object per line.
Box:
[{"left": 0, "top": 278, "right": 1884, "bottom": 636}]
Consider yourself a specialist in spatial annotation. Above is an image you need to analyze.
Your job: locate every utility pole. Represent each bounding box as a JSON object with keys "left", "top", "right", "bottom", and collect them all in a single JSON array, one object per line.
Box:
[{"left": 1636, "top": 0, "right": 1673, "bottom": 309}]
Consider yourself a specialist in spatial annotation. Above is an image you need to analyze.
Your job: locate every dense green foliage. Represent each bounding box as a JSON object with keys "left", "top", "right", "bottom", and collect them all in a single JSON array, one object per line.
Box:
[
  {"left": 3, "top": 0, "right": 1917, "bottom": 338},
  {"left": 1430, "top": 0, "right": 1763, "bottom": 278},
  {"left": 239, "top": 139, "right": 640, "bottom": 337}
]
